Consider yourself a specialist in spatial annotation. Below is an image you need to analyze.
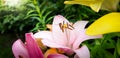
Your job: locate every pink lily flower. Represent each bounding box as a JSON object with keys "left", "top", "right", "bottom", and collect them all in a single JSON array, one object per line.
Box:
[
  {"left": 34, "top": 15, "right": 102, "bottom": 58},
  {"left": 12, "top": 33, "right": 44, "bottom": 58}
]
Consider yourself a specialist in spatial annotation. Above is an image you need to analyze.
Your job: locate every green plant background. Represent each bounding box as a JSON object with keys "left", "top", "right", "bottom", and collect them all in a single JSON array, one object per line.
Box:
[{"left": 0, "top": 0, "right": 120, "bottom": 58}]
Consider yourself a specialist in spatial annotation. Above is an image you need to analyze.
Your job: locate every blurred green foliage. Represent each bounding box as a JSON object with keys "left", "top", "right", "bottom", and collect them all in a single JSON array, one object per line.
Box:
[
  {"left": 0, "top": 0, "right": 110, "bottom": 33},
  {"left": 0, "top": 0, "right": 33, "bottom": 33},
  {"left": 83, "top": 32, "right": 120, "bottom": 58},
  {"left": 0, "top": 33, "right": 17, "bottom": 58}
]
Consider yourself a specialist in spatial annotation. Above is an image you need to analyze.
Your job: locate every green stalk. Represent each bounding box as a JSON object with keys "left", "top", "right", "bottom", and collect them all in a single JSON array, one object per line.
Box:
[{"left": 33, "top": 0, "right": 46, "bottom": 30}]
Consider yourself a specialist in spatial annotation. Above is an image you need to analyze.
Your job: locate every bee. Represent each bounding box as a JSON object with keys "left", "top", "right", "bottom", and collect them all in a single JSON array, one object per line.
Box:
[{"left": 59, "top": 21, "right": 74, "bottom": 32}]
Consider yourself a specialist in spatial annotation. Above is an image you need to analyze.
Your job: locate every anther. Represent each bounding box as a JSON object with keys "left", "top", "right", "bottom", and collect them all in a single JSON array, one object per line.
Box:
[{"left": 59, "top": 21, "right": 74, "bottom": 32}]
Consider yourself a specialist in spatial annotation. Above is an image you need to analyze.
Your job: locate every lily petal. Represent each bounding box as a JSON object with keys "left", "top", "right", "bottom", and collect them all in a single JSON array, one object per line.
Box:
[
  {"left": 73, "top": 30, "right": 102, "bottom": 49},
  {"left": 64, "top": 0, "right": 103, "bottom": 12},
  {"left": 41, "top": 38, "right": 69, "bottom": 48},
  {"left": 73, "top": 21, "right": 88, "bottom": 33},
  {"left": 86, "top": 12, "right": 120, "bottom": 35},
  {"left": 34, "top": 31, "right": 67, "bottom": 48},
  {"left": 73, "top": 21, "right": 102, "bottom": 49},
  {"left": 34, "top": 31, "right": 52, "bottom": 40},
  {"left": 52, "top": 15, "right": 71, "bottom": 46},
  {"left": 12, "top": 39, "right": 29, "bottom": 58},
  {"left": 26, "top": 33, "right": 44, "bottom": 58},
  {"left": 74, "top": 45, "right": 90, "bottom": 58},
  {"left": 48, "top": 54, "right": 68, "bottom": 58},
  {"left": 68, "top": 30, "right": 76, "bottom": 48},
  {"left": 101, "top": 0, "right": 119, "bottom": 11}
]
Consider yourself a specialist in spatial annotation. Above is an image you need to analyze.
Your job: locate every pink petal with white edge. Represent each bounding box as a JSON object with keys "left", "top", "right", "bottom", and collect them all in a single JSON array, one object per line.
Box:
[
  {"left": 26, "top": 33, "right": 44, "bottom": 58},
  {"left": 34, "top": 31, "right": 52, "bottom": 40},
  {"left": 73, "top": 30, "right": 102, "bottom": 49},
  {"left": 73, "top": 21, "right": 89, "bottom": 32},
  {"left": 41, "top": 39, "right": 69, "bottom": 49},
  {"left": 73, "top": 21, "right": 102, "bottom": 49},
  {"left": 53, "top": 15, "right": 69, "bottom": 25},
  {"left": 52, "top": 15, "right": 71, "bottom": 46},
  {"left": 74, "top": 45, "right": 90, "bottom": 58},
  {"left": 34, "top": 31, "right": 68, "bottom": 48},
  {"left": 12, "top": 39, "right": 29, "bottom": 58},
  {"left": 48, "top": 54, "right": 68, "bottom": 58}
]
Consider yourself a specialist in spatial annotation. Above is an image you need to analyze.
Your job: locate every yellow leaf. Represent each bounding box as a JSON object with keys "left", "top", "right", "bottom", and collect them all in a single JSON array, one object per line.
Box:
[{"left": 86, "top": 12, "right": 120, "bottom": 35}]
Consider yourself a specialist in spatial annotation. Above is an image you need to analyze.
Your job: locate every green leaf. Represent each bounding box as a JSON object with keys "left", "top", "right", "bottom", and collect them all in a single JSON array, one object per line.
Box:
[
  {"left": 117, "top": 39, "right": 120, "bottom": 55},
  {"left": 102, "top": 49, "right": 114, "bottom": 58},
  {"left": 31, "top": 17, "right": 42, "bottom": 22},
  {"left": 41, "top": 7, "right": 47, "bottom": 16},
  {"left": 91, "top": 47, "right": 114, "bottom": 58},
  {"left": 24, "top": 14, "right": 38, "bottom": 19},
  {"left": 46, "top": 16, "right": 54, "bottom": 23},
  {"left": 102, "top": 39, "right": 115, "bottom": 49},
  {"left": 39, "top": 1, "right": 47, "bottom": 9},
  {"left": 114, "top": 48, "right": 120, "bottom": 58},
  {"left": 27, "top": 10, "right": 36, "bottom": 15},
  {"left": 43, "top": 11, "right": 52, "bottom": 21}
]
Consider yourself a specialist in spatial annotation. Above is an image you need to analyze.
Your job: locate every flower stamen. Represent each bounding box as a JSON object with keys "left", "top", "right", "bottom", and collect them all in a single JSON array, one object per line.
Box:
[{"left": 59, "top": 21, "right": 74, "bottom": 32}]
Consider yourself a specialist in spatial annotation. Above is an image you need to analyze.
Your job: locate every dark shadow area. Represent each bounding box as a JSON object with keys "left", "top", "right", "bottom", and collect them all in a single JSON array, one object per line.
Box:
[{"left": 0, "top": 32, "right": 25, "bottom": 58}]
